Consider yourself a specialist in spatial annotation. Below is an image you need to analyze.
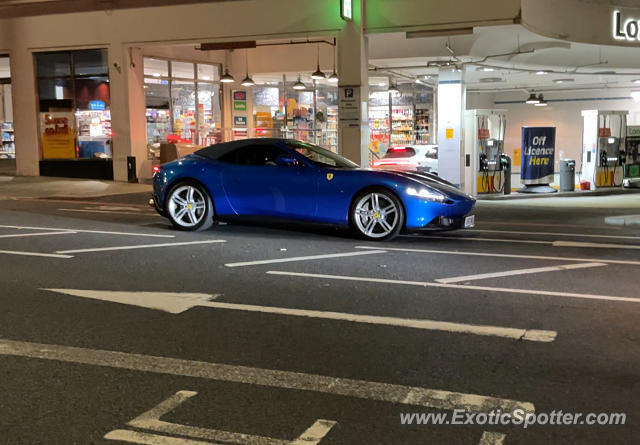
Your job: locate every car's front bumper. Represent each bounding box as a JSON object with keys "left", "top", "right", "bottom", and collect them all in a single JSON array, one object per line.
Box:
[{"left": 149, "top": 192, "right": 166, "bottom": 216}]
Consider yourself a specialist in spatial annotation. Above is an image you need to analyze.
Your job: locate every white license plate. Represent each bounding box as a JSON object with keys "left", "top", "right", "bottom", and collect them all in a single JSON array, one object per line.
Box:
[{"left": 464, "top": 215, "right": 475, "bottom": 228}]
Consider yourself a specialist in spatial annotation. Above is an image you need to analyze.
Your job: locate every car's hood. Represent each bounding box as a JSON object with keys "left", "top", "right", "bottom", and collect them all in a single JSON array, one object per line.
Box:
[{"left": 356, "top": 168, "right": 474, "bottom": 201}]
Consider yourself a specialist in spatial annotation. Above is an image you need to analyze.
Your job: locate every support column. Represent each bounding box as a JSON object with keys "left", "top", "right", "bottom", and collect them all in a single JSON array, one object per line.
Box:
[
  {"left": 437, "top": 68, "right": 465, "bottom": 187},
  {"left": 11, "top": 46, "right": 40, "bottom": 176},
  {"left": 337, "top": 0, "right": 369, "bottom": 167},
  {"left": 109, "top": 43, "right": 147, "bottom": 182}
]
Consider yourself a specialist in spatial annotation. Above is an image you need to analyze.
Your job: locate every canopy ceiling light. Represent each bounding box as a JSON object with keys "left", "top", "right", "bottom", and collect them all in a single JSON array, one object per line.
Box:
[
  {"left": 525, "top": 93, "right": 540, "bottom": 104},
  {"left": 240, "top": 49, "right": 254, "bottom": 87},
  {"left": 479, "top": 77, "right": 503, "bottom": 83},
  {"left": 554, "top": 78, "right": 574, "bottom": 84},
  {"left": 634, "top": 79, "right": 640, "bottom": 84},
  {"left": 536, "top": 70, "right": 549, "bottom": 75},
  {"left": 534, "top": 94, "right": 548, "bottom": 107},
  {"left": 311, "top": 44, "right": 326, "bottom": 80},
  {"left": 293, "top": 74, "right": 306, "bottom": 90}
]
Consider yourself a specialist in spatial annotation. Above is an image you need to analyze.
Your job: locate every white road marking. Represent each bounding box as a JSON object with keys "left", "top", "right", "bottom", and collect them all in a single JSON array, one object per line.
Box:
[
  {"left": 412, "top": 235, "right": 551, "bottom": 245},
  {"left": 553, "top": 240, "right": 640, "bottom": 250},
  {"left": 469, "top": 228, "right": 640, "bottom": 241},
  {"left": 267, "top": 271, "right": 640, "bottom": 304},
  {"left": 105, "top": 430, "right": 213, "bottom": 445},
  {"left": 478, "top": 220, "right": 622, "bottom": 230},
  {"left": 0, "top": 231, "right": 76, "bottom": 238},
  {"left": 0, "top": 224, "right": 174, "bottom": 238},
  {"left": 41, "top": 289, "right": 556, "bottom": 342},
  {"left": 58, "top": 208, "right": 161, "bottom": 217},
  {"left": 0, "top": 338, "right": 534, "bottom": 413},
  {"left": 224, "top": 250, "right": 387, "bottom": 268},
  {"left": 56, "top": 239, "right": 226, "bottom": 254},
  {"left": 436, "top": 262, "right": 606, "bottom": 284},
  {"left": 0, "top": 249, "right": 73, "bottom": 259},
  {"left": 479, "top": 431, "right": 506, "bottom": 445},
  {"left": 114, "top": 390, "right": 336, "bottom": 445},
  {"left": 355, "top": 246, "right": 640, "bottom": 266}
]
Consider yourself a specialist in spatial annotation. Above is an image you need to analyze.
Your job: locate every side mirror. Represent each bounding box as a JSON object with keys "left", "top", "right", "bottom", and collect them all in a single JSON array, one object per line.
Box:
[{"left": 275, "top": 154, "right": 299, "bottom": 167}]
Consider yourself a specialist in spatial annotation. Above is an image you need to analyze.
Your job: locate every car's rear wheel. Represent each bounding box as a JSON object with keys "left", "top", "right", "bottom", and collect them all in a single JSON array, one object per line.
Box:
[
  {"left": 350, "top": 188, "right": 404, "bottom": 241},
  {"left": 166, "top": 181, "right": 214, "bottom": 231}
]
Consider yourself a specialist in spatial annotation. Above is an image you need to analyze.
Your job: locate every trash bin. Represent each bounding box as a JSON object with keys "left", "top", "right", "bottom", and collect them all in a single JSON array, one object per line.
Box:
[
  {"left": 560, "top": 159, "right": 575, "bottom": 192},
  {"left": 127, "top": 156, "right": 137, "bottom": 183},
  {"left": 501, "top": 154, "right": 512, "bottom": 195}
]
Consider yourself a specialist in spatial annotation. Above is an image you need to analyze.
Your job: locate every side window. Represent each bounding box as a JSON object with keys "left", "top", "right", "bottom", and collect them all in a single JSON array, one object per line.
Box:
[{"left": 218, "top": 145, "right": 288, "bottom": 166}]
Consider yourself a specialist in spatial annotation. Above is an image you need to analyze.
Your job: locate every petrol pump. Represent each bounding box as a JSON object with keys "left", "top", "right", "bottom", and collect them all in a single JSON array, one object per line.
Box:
[
  {"left": 580, "top": 110, "right": 626, "bottom": 189},
  {"left": 623, "top": 125, "right": 640, "bottom": 187},
  {"left": 463, "top": 109, "right": 510, "bottom": 196}
]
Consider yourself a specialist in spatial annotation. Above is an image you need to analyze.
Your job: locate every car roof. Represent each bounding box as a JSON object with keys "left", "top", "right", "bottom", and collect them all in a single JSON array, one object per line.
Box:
[{"left": 195, "top": 138, "right": 295, "bottom": 159}]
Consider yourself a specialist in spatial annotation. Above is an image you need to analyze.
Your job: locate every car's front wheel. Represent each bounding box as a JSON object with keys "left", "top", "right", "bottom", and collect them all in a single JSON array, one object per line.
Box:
[
  {"left": 166, "top": 181, "right": 214, "bottom": 231},
  {"left": 350, "top": 188, "right": 404, "bottom": 241}
]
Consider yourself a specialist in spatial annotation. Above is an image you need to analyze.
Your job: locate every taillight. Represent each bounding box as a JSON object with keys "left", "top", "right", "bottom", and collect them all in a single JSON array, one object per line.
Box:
[{"left": 153, "top": 165, "right": 161, "bottom": 174}]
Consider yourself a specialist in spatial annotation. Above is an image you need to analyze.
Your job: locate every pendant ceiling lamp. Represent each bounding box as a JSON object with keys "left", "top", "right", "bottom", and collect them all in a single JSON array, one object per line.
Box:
[
  {"left": 328, "top": 40, "right": 338, "bottom": 83},
  {"left": 311, "top": 44, "right": 326, "bottom": 80},
  {"left": 220, "top": 68, "right": 235, "bottom": 83},
  {"left": 525, "top": 93, "right": 539, "bottom": 104},
  {"left": 220, "top": 51, "right": 235, "bottom": 83},
  {"left": 240, "top": 49, "right": 255, "bottom": 87},
  {"left": 293, "top": 74, "right": 306, "bottom": 90}
]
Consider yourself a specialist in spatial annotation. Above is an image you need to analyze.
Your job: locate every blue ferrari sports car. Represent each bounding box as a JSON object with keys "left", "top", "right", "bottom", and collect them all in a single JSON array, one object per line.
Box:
[{"left": 151, "top": 138, "right": 475, "bottom": 241}]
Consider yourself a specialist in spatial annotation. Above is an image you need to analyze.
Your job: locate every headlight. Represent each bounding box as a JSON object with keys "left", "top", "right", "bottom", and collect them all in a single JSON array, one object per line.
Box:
[{"left": 406, "top": 186, "right": 446, "bottom": 203}]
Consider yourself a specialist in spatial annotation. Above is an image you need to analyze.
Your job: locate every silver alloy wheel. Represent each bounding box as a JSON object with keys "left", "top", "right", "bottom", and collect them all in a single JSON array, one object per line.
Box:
[
  {"left": 354, "top": 192, "right": 399, "bottom": 239},
  {"left": 167, "top": 185, "right": 208, "bottom": 228}
]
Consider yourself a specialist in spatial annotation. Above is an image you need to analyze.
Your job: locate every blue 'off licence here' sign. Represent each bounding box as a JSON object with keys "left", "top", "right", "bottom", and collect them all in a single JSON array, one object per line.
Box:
[{"left": 521, "top": 127, "right": 556, "bottom": 185}]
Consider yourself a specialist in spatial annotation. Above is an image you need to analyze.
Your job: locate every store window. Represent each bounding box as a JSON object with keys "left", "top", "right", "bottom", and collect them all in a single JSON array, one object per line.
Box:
[
  {"left": 314, "top": 84, "right": 338, "bottom": 152},
  {"left": 35, "top": 49, "right": 111, "bottom": 160},
  {"left": 250, "top": 75, "right": 338, "bottom": 152},
  {"left": 0, "top": 56, "right": 14, "bottom": 160},
  {"left": 368, "top": 82, "right": 433, "bottom": 157},
  {"left": 143, "top": 58, "right": 221, "bottom": 159},
  {"left": 253, "top": 82, "right": 283, "bottom": 139}
]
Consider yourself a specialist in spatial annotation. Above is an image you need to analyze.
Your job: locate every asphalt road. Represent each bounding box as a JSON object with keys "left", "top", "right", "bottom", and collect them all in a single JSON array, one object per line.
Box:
[{"left": 0, "top": 193, "right": 638, "bottom": 445}]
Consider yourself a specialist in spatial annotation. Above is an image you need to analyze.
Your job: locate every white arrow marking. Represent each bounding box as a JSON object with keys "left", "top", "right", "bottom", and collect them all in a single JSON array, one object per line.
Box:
[
  {"left": 41, "top": 289, "right": 556, "bottom": 342},
  {"left": 436, "top": 262, "right": 606, "bottom": 284},
  {"left": 0, "top": 338, "right": 534, "bottom": 413},
  {"left": 106, "top": 390, "right": 336, "bottom": 445}
]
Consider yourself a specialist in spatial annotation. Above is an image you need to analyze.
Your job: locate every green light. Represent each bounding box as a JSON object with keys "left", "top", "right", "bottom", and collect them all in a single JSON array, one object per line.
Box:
[{"left": 341, "top": 0, "right": 353, "bottom": 21}]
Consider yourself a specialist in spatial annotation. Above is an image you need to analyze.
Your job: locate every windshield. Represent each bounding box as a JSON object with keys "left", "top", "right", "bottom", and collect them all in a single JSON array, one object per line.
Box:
[{"left": 286, "top": 141, "right": 359, "bottom": 169}]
